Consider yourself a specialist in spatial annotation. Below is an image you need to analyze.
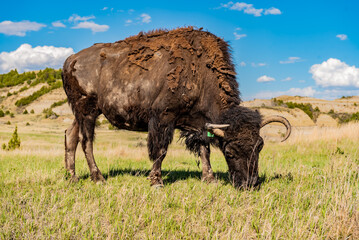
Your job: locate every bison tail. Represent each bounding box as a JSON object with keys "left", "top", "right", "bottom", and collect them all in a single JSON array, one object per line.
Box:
[{"left": 62, "top": 58, "right": 87, "bottom": 115}]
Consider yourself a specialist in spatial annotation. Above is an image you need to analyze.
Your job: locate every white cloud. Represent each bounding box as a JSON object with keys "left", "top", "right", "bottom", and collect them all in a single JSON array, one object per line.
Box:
[
  {"left": 72, "top": 21, "right": 109, "bottom": 33},
  {"left": 228, "top": 2, "right": 263, "bottom": 16},
  {"left": 0, "top": 20, "right": 46, "bottom": 36},
  {"left": 240, "top": 61, "right": 246, "bottom": 67},
  {"left": 52, "top": 21, "right": 66, "bottom": 28},
  {"left": 68, "top": 14, "right": 95, "bottom": 22},
  {"left": 336, "top": 34, "right": 347, "bottom": 40},
  {"left": 252, "top": 62, "right": 267, "bottom": 67},
  {"left": 140, "top": 13, "right": 151, "bottom": 23},
  {"left": 280, "top": 56, "right": 301, "bottom": 64},
  {"left": 257, "top": 75, "right": 275, "bottom": 82},
  {"left": 253, "top": 87, "right": 316, "bottom": 99},
  {"left": 281, "top": 77, "right": 292, "bottom": 82},
  {"left": 234, "top": 27, "right": 246, "bottom": 40},
  {"left": 125, "top": 13, "right": 152, "bottom": 26},
  {"left": 310, "top": 58, "right": 359, "bottom": 87},
  {"left": 264, "top": 7, "right": 282, "bottom": 15},
  {"left": 102, "top": 7, "right": 108, "bottom": 11},
  {"left": 221, "top": 2, "right": 281, "bottom": 17},
  {"left": 234, "top": 32, "right": 247, "bottom": 40},
  {"left": 0, "top": 44, "right": 74, "bottom": 73}
]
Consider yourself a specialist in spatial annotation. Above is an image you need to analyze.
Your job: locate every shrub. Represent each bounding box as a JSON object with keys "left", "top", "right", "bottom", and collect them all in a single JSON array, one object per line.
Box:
[
  {"left": 0, "top": 110, "right": 4, "bottom": 117},
  {"left": 26, "top": 122, "right": 30, "bottom": 126},
  {"left": 19, "top": 86, "right": 28, "bottom": 92},
  {"left": 272, "top": 98, "right": 284, "bottom": 106},
  {"left": 108, "top": 124, "right": 118, "bottom": 130},
  {"left": 347, "top": 112, "right": 359, "bottom": 122},
  {"left": 10, "top": 113, "right": 14, "bottom": 118},
  {"left": 50, "top": 99, "right": 67, "bottom": 108},
  {"left": 30, "top": 68, "right": 62, "bottom": 87},
  {"left": 285, "top": 101, "right": 314, "bottom": 119},
  {"left": 30, "top": 109, "right": 34, "bottom": 114},
  {"left": 6, "top": 121, "right": 11, "bottom": 125},
  {"left": 0, "top": 69, "right": 36, "bottom": 88},
  {"left": 43, "top": 108, "right": 59, "bottom": 119},
  {"left": 23, "top": 109, "right": 28, "bottom": 114},
  {"left": 6, "top": 126, "right": 21, "bottom": 150}
]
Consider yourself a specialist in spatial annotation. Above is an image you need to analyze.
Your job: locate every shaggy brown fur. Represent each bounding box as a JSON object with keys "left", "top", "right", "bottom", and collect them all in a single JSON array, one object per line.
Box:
[
  {"left": 118, "top": 26, "right": 240, "bottom": 108},
  {"left": 62, "top": 27, "right": 266, "bottom": 188}
]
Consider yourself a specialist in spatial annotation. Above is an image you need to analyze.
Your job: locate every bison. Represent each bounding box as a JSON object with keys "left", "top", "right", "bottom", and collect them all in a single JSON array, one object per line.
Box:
[{"left": 62, "top": 27, "right": 291, "bottom": 188}]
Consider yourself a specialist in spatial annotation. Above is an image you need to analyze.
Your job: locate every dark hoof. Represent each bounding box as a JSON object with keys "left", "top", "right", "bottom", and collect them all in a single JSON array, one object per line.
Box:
[
  {"left": 201, "top": 175, "right": 217, "bottom": 183},
  {"left": 91, "top": 171, "right": 106, "bottom": 183},
  {"left": 148, "top": 173, "right": 164, "bottom": 187}
]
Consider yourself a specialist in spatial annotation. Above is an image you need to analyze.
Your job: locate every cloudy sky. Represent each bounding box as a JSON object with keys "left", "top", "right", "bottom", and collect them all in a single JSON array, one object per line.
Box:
[{"left": 0, "top": 0, "right": 358, "bottom": 100}]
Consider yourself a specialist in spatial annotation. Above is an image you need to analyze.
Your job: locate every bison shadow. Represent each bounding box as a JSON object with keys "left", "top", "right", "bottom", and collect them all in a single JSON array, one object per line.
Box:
[{"left": 78, "top": 168, "right": 293, "bottom": 188}]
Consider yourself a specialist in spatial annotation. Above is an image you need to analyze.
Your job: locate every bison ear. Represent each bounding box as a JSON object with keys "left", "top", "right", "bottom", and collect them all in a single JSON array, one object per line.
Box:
[{"left": 205, "top": 123, "right": 230, "bottom": 138}]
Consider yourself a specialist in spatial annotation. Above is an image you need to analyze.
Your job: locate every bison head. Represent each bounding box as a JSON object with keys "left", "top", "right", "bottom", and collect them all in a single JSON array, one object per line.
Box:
[{"left": 206, "top": 108, "right": 291, "bottom": 189}]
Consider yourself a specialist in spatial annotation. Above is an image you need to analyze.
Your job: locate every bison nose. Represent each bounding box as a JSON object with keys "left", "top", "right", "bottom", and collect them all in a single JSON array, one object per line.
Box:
[
  {"left": 243, "top": 175, "right": 259, "bottom": 189},
  {"left": 234, "top": 176, "right": 259, "bottom": 189}
]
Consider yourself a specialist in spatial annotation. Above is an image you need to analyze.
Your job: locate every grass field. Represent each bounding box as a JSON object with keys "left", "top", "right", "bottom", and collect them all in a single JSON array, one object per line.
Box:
[{"left": 0, "top": 121, "right": 358, "bottom": 239}]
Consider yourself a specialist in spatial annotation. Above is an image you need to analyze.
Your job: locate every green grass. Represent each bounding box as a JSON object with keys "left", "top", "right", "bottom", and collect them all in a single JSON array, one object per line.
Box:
[{"left": 0, "top": 127, "right": 358, "bottom": 239}]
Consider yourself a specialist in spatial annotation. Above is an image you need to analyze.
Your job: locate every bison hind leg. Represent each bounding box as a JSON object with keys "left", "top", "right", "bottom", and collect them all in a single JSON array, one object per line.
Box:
[
  {"left": 73, "top": 94, "right": 105, "bottom": 183},
  {"left": 65, "top": 119, "right": 80, "bottom": 182}
]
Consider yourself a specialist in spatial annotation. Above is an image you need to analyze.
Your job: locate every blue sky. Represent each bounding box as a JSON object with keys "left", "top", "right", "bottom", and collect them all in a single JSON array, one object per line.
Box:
[{"left": 1, "top": 0, "right": 359, "bottom": 100}]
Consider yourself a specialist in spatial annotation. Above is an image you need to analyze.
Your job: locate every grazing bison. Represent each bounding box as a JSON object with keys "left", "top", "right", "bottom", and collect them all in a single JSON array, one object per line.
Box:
[{"left": 62, "top": 27, "right": 291, "bottom": 188}]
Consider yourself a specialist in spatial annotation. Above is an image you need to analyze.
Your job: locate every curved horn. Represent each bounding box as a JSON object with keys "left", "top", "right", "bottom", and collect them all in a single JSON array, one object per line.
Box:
[
  {"left": 205, "top": 123, "right": 230, "bottom": 138},
  {"left": 261, "top": 116, "right": 292, "bottom": 142},
  {"left": 205, "top": 123, "right": 230, "bottom": 129}
]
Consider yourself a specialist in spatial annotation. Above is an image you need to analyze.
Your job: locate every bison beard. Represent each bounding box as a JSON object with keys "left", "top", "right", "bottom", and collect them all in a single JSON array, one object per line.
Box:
[{"left": 62, "top": 27, "right": 291, "bottom": 188}]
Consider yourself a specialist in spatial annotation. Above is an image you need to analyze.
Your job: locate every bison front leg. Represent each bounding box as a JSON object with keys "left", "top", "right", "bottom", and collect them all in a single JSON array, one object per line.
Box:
[
  {"left": 65, "top": 119, "right": 79, "bottom": 182},
  {"left": 199, "top": 145, "right": 216, "bottom": 183},
  {"left": 147, "top": 117, "right": 175, "bottom": 187}
]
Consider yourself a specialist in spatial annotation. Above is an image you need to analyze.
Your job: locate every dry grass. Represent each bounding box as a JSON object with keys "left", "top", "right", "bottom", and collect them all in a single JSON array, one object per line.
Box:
[
  {"left": 288, "top": 122, "right": 359, "bottom": 143},
  {"left": 0, "top": 122, "right": 358, "bottom": 239}
]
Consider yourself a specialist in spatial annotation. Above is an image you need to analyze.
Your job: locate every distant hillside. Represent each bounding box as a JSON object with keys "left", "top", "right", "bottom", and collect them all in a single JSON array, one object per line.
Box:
[
  {"left": 243, "top": 95, "right": 359, "bottom": 126},
  {"left": 1, "top": 69, "right": 359, "bottom": 127}
]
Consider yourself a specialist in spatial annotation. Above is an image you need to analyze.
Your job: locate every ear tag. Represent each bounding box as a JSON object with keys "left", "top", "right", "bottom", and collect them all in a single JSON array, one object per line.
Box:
[{"left": 207, "top": 131, "right": 214, "bottom": 138}]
